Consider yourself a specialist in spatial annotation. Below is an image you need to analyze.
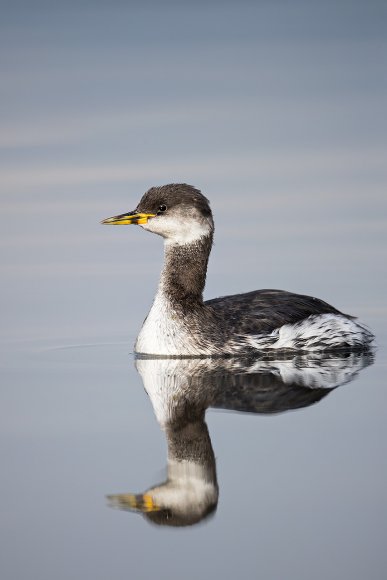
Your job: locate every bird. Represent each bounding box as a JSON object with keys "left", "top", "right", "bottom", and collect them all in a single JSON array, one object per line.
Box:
[{"left": 102, "top": 183, "right": 374, "bottom": 357}]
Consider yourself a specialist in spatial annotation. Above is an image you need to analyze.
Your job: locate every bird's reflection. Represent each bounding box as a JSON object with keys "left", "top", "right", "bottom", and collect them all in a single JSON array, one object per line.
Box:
[{"left": 107, "top": 351, "right": 373, "bottom": 527}]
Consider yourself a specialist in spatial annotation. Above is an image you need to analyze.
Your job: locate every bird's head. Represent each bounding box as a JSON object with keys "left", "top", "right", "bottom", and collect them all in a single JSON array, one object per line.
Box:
[{"left": 102, "top": 183, "right": 214, "bottom": 245}]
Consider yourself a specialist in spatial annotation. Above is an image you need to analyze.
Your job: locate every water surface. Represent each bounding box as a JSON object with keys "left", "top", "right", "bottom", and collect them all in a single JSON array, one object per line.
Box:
[{"left": 1, "top": 2, "right": 386, "bottom": 579}]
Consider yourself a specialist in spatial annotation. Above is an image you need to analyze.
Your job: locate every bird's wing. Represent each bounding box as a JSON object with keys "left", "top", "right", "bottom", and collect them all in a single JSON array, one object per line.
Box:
[{"left": 205, "top": 289, "right": 349, "bottom": 335}]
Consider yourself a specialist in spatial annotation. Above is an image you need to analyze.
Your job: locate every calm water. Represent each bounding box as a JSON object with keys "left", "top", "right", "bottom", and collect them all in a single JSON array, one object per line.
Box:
[
  {"left": 1, "top": 192, "right": 386, "bottom": 579},
  {"left": 1, "top": 2, "right": 387, "bottom": 579}
]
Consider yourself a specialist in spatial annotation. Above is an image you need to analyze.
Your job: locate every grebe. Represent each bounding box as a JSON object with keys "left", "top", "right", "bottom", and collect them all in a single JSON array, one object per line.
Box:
[{"left": 102, "top": 183, "right": 373, "bottom": 357}]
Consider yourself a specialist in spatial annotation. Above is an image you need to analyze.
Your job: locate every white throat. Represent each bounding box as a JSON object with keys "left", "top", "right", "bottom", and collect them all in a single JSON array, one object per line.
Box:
[{"left": 140, "top": 213, "right": 213, "bottom": 246}]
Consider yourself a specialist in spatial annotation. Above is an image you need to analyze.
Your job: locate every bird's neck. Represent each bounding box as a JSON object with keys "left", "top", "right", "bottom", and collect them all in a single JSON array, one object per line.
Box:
[
  {"left": 159, "top": 234, "right": 213, "bottom": 308},
  {"left": 166, "top": 416, "right": 217, "bottom": 484}
]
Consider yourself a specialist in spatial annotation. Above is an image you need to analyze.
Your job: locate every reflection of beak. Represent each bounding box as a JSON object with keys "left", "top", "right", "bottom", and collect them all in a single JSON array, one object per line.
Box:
[
  {"left": 101, "top": 211, "right": 156, "bottom": 225},
  {"left": 106, "top": 493, "right": 160, "bottom": 512}
]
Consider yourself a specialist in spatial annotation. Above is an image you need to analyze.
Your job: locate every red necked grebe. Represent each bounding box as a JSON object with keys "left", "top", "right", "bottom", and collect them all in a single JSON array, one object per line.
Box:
[{"left": 102, "top": 183, "right": 374, "bottom": 357}]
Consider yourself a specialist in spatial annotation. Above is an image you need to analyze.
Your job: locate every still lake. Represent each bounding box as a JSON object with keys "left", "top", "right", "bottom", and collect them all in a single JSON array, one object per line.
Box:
[
  {"left": 1, "top": 185, "right": 386, "bottom": 580},
  {"left": 1, "top": 2, "right": 387, "bottom": 577}
]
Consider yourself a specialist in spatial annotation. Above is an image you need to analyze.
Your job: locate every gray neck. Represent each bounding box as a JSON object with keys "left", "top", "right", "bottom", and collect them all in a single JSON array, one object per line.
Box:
[
  {"left": 160, "top": 234, "right": 213, "bottom": 309},
  {"left": 166, "top": 415, "right": 217, "bottom": 484}
]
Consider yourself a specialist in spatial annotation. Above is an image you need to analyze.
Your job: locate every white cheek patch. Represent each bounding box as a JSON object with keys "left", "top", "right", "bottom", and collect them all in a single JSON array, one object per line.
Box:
[
  {"left": 150, "top": 459, "right": 218, "bottom": 516},
  {"left": 140, "top": 214, "right": 212, "bottom": 245}
]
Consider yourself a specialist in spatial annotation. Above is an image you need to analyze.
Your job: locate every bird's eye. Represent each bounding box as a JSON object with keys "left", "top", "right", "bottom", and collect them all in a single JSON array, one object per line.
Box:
[{"left": 157, "top": 204, "right": 167, "bottom": 215}]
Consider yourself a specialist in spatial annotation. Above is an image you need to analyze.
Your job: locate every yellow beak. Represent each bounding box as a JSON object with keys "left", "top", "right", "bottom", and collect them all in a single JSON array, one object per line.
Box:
[
  {"left": 101, "top": 211, "right": 156, "bottom": 225},
  {"left": 106, "top": 493, "right": 160, "bottom": 512}
]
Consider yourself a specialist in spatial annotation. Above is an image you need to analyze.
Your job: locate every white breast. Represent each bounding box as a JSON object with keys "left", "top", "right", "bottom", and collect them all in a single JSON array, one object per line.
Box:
[
  {"left": 135, "top": 289, "right": 212, "bottom": 356},
  {"left": 135, "top": 292, "right": 179, "bottom": 355},
  {"left": 135, "top": 288, "right": 216, "bottom": 356}
]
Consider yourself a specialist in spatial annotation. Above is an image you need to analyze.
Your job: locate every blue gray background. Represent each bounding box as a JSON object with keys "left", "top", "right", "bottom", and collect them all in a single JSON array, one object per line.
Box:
[{"left": 1, "top": 2, "right": 386, "bottom": 579}]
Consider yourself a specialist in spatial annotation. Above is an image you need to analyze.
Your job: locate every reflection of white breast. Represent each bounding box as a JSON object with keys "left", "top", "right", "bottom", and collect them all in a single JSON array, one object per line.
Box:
[
  {"left": 135, "top": 357, "right": 201, "bottom": 426},
  {"left": 136, "top": 353, "right": 372, "bottom": 425}
]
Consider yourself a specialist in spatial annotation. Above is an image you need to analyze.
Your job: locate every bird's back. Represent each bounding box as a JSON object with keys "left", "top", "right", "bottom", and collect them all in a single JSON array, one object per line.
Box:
[{"left": 205, "top": 289, "right": 347, "bottom": 335}]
